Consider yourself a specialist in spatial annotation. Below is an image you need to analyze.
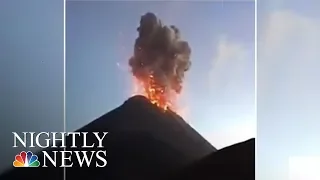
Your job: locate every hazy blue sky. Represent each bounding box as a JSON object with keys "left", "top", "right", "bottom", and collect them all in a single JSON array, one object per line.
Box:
[
  {"left": 0, "top": 0, "right": 64, "bottom": 172},
  {"left": 66, "top": 1, "right": 255, "bottom": 149},
  {"left": 258, "top": 0, "right": 320, "bottom": 180}
]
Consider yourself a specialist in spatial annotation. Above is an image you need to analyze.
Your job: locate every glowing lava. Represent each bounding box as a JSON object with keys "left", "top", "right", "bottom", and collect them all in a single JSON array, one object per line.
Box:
[
  {"left": 132, "top": 75, "right": 175, "bottom": 111},
  {"left": 130, "top": 74, "right": 189, "bottom": 120},
  {"left": 145, "top": 74, "right": 173, "bottom": 111}
]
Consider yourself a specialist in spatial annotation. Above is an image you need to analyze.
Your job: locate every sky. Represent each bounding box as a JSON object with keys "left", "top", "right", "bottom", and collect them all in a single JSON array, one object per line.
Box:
[
  {"left": 257, "top": 0, "right": 320, "bottom": 180},
  {"left": 66, "top": 1, "right": 256, "bottom": 150},
  {"left": 0, "top": 0, "right": 64, "bottom": 173}
]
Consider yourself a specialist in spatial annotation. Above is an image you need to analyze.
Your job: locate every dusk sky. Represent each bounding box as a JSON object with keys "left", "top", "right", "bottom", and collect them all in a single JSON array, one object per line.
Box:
[
  {"left": 66, "top": 1, "right": 255, "bottom": 149},
  {"left": 0, "top": 0, "right": 64, "bottom": 172},
  {"left": 258, "top": 0, "right": 320, "bottom": 179}
]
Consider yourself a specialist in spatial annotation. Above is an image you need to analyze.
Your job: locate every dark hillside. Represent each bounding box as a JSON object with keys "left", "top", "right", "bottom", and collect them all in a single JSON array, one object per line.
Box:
[{"left": 1, "top": 95, "right": 215, "bottom": 180}]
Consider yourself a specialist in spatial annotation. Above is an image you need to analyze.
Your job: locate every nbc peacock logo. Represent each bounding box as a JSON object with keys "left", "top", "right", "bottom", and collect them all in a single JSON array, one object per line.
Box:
[{"left": 13, "top": 151, "right": 40, "bottom": 167}]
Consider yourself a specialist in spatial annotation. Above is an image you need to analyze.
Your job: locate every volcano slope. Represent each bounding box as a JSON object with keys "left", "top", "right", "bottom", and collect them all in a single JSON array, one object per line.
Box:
[{"left": 0, "top": 95, "right": 216, "bottom": 180}]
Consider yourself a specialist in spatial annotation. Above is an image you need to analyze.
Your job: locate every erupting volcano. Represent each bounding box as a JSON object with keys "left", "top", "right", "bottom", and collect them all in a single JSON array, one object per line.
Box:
[
  {"left": 129, "top": 12, "right": 191, "bottom": 111},
  {"left": 132, "top": 74, "right": 175, "bottom": 111}
]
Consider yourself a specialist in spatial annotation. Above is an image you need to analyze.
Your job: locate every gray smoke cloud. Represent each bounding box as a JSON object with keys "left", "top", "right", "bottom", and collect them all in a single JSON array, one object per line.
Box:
[{"left": 129, "top": 12, "right": 191, "bottom": 95}]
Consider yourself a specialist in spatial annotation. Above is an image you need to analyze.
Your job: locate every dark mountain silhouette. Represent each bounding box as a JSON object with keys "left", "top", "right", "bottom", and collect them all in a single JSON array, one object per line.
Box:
[
  {"left": 0, "top": 95, "right": 216, "bottom": 180},
  {"left": 168, "top": 138, "right": 255, "bottom": 180}
]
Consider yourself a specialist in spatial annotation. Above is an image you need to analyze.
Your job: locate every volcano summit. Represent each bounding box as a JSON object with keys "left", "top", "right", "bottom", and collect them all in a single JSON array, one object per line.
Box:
[{"left": 1, "top": 95, "right": 216, "bottom": 180}]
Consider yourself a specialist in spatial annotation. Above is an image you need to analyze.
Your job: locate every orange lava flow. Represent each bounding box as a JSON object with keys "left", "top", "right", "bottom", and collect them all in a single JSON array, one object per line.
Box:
[
  {"left": 132, "top": 75, "right": 174, "bottom": 111},
  {"left": 145, "top": 74, "right": 172, "bottom": 111}
]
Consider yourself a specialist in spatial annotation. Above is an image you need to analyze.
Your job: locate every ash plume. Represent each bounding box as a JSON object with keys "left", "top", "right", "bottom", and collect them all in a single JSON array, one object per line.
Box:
[{"left": 129, "top": 12, "right": 192, "bottom": 95}]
